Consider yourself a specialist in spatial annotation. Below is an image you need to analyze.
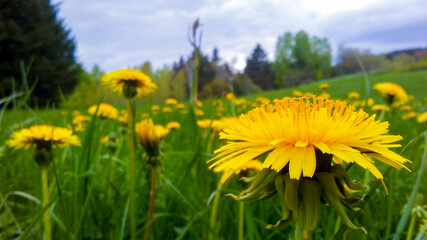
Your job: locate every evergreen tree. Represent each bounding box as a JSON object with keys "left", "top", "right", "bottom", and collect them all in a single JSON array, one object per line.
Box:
[
  {"left": 0, "top": 0, "right": 80, "bottom": 106},
  {"left": 244, "top": 44, "right": 275, "bottom": 90}
]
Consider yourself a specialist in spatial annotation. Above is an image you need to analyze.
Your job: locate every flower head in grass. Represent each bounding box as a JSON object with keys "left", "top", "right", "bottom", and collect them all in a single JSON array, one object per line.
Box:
[
  {"left": 88, "top": 103, "right": 118, "bottom": 120},
  {"left": 292, "top": 90, "right": 303, "bottom": 97},
  {"left": 72, "top": 114, "right": 91, "bottom": 132},
  {"left": 7, "top": 125, "right": 81, "bottom": 166},
  {"left": 176, "top": 103, "right": 185, "bottom": 109},
  {"left": 197, "top": 119, "right": 222, "bottom": 132},
  {"left": 318, "top": 83, "right": 329, "bottom": 90},
  {"left": 195, "top": 109, "right": 204, "bottom": 116},
  {"left": 166, "top": 121, "right": 181, "bottom": 130},
  {"left": 209, "top": 96, "right": 411, "bottom": 236},
  {"left": 165, "top": 98, "right": 178, "bottom": 105},
  {"left": 417, "top": 112, "right": 427, "bottom": 123},
  {"left": 348, "top": 91, "right": 360, "bottom": 100},
  {"left": 210, "top": 96, "right": 410, "bottom": 180},
  {"left": 214, "top": 159, "right": 263, "bottom": 183},
  {"left": 162, "top": 107, "right": 173, "bottom": 113},
  {"left": 102, "top": 69, "right": 157, "bottom": 98},
  {"left": 373, "top": 82, "right": 408, "bottom": 105},
  {"left": 136, "top": 119, "right": 169, "bottom": 157},
  {"left": 371, "top": 104, "right": 390, "bottom": 112},
  {"left": 225, "top": 92, "right": 235, "bottom": 100}
]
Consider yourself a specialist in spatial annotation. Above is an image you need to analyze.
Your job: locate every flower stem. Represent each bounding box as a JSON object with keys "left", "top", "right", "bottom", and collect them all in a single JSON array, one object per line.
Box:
[
  {"left": 238, "top": 202, "right": 244, "bottom": 240},
  {"left": 41, "top": 165, "right": 51, "bottom": 240},
  {"left": 127, "top": 99, "right": 137, "bottom": 240},
  {"left": 209, "top": 181, "right": 223, "bottom": 240},
  {"left": 143, "top": 166, "right": 157, "bottom": 240}
]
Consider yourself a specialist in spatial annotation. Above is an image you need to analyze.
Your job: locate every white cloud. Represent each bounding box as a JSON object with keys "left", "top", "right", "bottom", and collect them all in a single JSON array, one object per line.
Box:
[{"left": 53, "top": 0, "right": 427, "bottom": 72}]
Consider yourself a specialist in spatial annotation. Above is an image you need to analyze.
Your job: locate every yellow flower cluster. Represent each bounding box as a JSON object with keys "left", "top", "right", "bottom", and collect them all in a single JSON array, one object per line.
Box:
[{"left": 102, "top": 69, "right": 157, "bottom": 98}]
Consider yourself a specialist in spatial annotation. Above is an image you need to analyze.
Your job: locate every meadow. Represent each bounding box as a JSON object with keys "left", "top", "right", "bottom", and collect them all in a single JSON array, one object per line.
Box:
[{"left": 0, "top": 69, "right": 426, "bottom": 240}]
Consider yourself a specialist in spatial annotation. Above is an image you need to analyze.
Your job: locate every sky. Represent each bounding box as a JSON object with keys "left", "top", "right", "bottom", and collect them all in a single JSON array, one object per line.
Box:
[{"left": 52, "top": 0, "right": 427, "bottom": 72}]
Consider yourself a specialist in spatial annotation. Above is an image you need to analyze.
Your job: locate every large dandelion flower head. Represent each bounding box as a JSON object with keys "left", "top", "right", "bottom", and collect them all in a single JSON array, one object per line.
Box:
[
  {"left": 136, "top": 119, "right": 169, "bottom": 156},
  {"left": 88, "top": 103, "right": 118, "bottom": 120},
  {"left": 102, "top": 69, "right": 157, "bottom": 98},
  {"left": 7, "top": 125, "right": 81, "bottom": 150},
  {"left": 209, "top": 96, "right": 411, "bottom": 236},
  {"left": 373, "top": 82, "right": 408, "bottom": 105},
  {"left": 210, "top": 96, "right": 410, "bottom": 180}
]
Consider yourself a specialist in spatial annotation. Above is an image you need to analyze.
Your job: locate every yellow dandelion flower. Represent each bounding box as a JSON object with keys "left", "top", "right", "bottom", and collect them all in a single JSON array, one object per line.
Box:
[
  {"left": 176, "top": 103, "right": 185, "bottom": 109},
  {"left": 319, "top": 92, "right": 330, "bottom": 99},
  {"left": 348, "top": 91, "right": 360, "bottom": 100},
  {"left": 367, "top": 98, "right": 375, "bottom": 107},
  {"left": 162, "top": 107, "right": 173, "bottom": 113},
  {"left": 88, "top": 103, "right": 118, "bottom": 120},
  {"left": 318, "top": 83, "right": 329, "bottom": 90},
  {"left": 255, "top": 97, "right": 270, "bottom": 105},
  {"left": 214, "top": 159, "right": 263, "bottom": 183},
  {"left": 118, "top": 110, "right": 128, "bottom": 125},
  {"left": 417, "top": 112, "right": 427, "bottom": 123},
  {"left": 165, "top": 98, "right": 178, "bottom": 105},
  {"left": 400, "top": 105, "right": 412, "bottom": 112},
  {"left": 195, "top": 109, "right": 204, "bottom": 116},
  {"left": 209, "top": 96, "right": 410, "bottom": 180},
  {"left": 225, "top": 92, "right": 235, "bottom": 100},
  {"left": 197, "top": 119, "right": 221, "bottom": 131},
  {"left": 304, "top": 92, "right": 314, "bottom": 97},
  {"left": 151, "top": 105, "right": 160, "bottom": 111},
  {"left": 196, "top": 100, "right": 203, "bottom": 107},
  {"left": 72, "top": 115, "right": 91, "bottom": 132},
  {"left": 7, "top": 125, "right": 81, "bottom": 150},
  {"left": 136, "top": 119, "right": 169, "bottom": 155},
  {"left": 102, "top": 69, "right": 157, "bottom": 98},
  {"left": 403, "top": 112, "right": 416, "bottom": 119},
  {"left": 371, "top": 104, "right": 390, "bottom": 112},
  {"left": 166, "top": 121, "right": 181, "bottom": 130},
  {"left": 292, "top": 90, "right": 303, "bottom": 97},
  {"left": 233, "top": 98, "right": 246, "bottom": 106},
  {"left": 373, "top": 82, "right": 408, "bottom": 105}
]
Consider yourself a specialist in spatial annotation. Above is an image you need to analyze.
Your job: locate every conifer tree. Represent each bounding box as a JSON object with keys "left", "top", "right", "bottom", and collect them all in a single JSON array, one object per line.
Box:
[{"left": 0, "top": 0, "right": 80, "bottom": 106}]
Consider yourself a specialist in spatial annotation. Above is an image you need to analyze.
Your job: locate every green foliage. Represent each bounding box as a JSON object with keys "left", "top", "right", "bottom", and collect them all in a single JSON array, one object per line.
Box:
[
  {"left": 273, "top": 31, "right": 332, "bottom": 87},
  {"left": 200, "top": 77, "right": 230, "bottom": 98},
  {"left": 244, "top": 44, "right": 275, "bottom": 90},
  {"left": 333, "top": 46, "right": 384, "bottom": 76},
  {"left": 232, "top": 73, "right": 262, "bottom": 96},
  {"left": 170, "top": 70, "right": 188, "bottom": 101},
  {"left": 0, "top": 0, "right": 80, "bottom": 106}
]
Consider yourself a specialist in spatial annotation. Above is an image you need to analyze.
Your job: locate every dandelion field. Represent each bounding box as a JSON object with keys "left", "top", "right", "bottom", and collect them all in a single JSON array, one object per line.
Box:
[{"left": 0, "top": 70, "right": 426, "bottom": 240}]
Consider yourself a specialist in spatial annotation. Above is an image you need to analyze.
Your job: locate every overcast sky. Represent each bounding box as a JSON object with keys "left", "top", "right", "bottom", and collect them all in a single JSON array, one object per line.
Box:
[{"left": 52, "top": 0, "right": 427, "bottom": 72}]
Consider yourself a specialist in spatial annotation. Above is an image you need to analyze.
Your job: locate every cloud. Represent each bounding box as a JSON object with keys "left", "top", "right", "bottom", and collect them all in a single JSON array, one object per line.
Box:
[{"left": 53, "top": 0, "right": 427, "bottom": 72}]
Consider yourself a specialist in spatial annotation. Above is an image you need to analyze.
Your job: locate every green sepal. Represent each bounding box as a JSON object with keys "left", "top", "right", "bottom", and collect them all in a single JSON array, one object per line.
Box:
[
  {"left": 300, "top": 179, "right": 322, "bottom": 233},
  {"left": 284, "top": 174, "right": 300, "bottom": 218},
  {"left": 274, "top": 174, "right": 290, "bottom": 221},
  {"left": 329, "top": 165, "right": 364, "bottom": 191}
]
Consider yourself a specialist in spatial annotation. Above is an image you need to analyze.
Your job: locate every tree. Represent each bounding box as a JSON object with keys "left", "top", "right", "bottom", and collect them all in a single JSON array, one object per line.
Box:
[
  {"left": 333, "top": 46, "right": 383, "bottom": 76},
  {"left": 273, "top": 31, "right": 332, "bottom": 87},
  {"left": 244, "top": 44, "right": 275, "bottom": 90},
  {"left": 0, "top": 0, "right": 80, "bottom": 106}
]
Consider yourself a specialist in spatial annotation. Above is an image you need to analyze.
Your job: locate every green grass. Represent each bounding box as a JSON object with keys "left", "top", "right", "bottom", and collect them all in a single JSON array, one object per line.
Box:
[{"left": 0, "top": 70, "right": 426, "bottom": 239}]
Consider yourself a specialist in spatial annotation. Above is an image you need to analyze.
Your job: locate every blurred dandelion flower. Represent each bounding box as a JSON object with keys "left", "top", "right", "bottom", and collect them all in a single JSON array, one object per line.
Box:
[
  {"left": 195, "top": 109, "right": 204, "bottom": 116},
  {"left": 176, "top": 103, "right": 185, "bottom": 109},
  {"left": 166, "top": 121, "right": 181, "bottom": 130},
  {"left": 225, "top": 92, "right": 235, "bottom": 100},
  {"left": 102, "top": 69, "right": 157, "bottom": 98},
  {"left": 318, "top": 92, "right": 330, "bottom": 99},
  {"left": 417, "top": 112, "right": 427, "bottom": 123},
  {"left": 197, "top": 119, "right": 221, "bottom": 131},
  {"left": 136, "top": 119, "right": 169, "bottom": 156},
  {"left": 371, "top": 104, "right": 390, "bottom": 112},
  {"left": 72, "top": 114, "right": 90, "bottom": 132},
  {"left": 318, "top": 83, "right": 329, "bottom": 90},
  {"left": 165, "top": 98, "right": 178, "bottom": 105},
  {"left": 7, "top": 125, "right": 81, "bottom": 150},
  {"left": 292, "top": 90, "right": 303, "bottom": 97},
  {"left": 88, "top": 103, "right": 118, "bottom": 120},
  {"left": 214, "top": 159, "right": 263, "bottom": 183},
  {"left": 196, "top": 100, "right": 203, "bottom": 107},
  {"left": 403, "top": 112, "right": 416, "bottom": 119},
  {"left": 162, "top": 107, "right": 173, "bottom": 113},
  {"left": 348, "top": 91, "right": 360, "bottom": 100},
  {"left": 373, "top": 82, "right": 408, "bottom": 105},
  {"left": 400, "top": 105, "right": 412, "bottom": 112}
]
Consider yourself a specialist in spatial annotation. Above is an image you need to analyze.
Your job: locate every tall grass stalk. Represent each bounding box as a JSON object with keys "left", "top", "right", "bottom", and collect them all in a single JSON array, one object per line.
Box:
[
  {"left": 41, "top": 165, "right": 51, "bottom": 240},
  {"left": 238, "top": 202, "right": 244, "bottom": 240},
  {"left": 143, "top": 166, "right": 157, "bottom": 240},
  {"left": 127, "top": 98, "right": 137, "bottom": 240},
  {"left": 209, "top": 181, "right": 223, "bottom": 240}
]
